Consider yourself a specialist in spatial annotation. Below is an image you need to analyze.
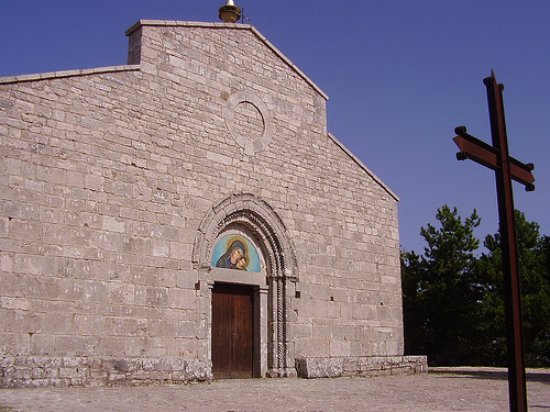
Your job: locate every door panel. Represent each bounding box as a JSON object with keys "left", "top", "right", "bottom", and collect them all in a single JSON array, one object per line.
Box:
[
  {"left": 212, "top": 283, "right": 254, "bottom": 379},
  {"left": 212, "top": 287, "right": 232, "bottom": 378}
]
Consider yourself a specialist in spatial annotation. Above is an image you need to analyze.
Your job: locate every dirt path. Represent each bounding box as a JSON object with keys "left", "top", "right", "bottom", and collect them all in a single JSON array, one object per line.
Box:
[{"left": 1, "top": 368, "right": 549, "bottom": 411}]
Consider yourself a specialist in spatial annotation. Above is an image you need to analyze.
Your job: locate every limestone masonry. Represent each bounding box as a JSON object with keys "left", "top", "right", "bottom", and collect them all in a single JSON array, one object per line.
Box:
[{"left": 0, "top": 20, "right": 426, "bottom": 387}]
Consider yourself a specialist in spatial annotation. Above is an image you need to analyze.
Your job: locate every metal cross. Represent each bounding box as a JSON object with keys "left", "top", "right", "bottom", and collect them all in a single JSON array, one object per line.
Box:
[{"left": 453, "top": 72, "right": 535, "bottom": 412}]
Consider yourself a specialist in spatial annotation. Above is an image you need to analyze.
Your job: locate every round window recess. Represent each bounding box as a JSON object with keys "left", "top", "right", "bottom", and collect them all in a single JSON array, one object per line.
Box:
[{"left": 222, "top": 91, "right": 274, "bottom": 156}]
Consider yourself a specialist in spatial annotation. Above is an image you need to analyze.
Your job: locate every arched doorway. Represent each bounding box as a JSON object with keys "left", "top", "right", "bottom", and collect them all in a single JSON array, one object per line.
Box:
[{"left": 193, "top": 193, "right": 298, "bottom": 378}]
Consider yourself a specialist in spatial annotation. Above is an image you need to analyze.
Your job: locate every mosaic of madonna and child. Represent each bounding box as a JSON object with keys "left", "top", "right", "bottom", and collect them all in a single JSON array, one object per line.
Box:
[{"left": 211, "top": 234, "right": 261, "bottom": 272}]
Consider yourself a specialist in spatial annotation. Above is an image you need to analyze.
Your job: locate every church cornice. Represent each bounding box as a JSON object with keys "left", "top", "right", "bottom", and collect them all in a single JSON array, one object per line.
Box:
[{"left": 0, "top": 65, "right": 140, "bottom": 85}]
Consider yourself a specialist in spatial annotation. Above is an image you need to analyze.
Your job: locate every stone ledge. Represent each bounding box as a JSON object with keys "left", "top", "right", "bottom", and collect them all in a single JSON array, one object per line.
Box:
[
  {"left": 0, "top": 356, "right": 212, "bottom": 388},
  {"left": 0, "top": 65, "right": 141, "bottom": 85},
  {"left": 296, "top": 356, "right": 428, "bottom": 379}
]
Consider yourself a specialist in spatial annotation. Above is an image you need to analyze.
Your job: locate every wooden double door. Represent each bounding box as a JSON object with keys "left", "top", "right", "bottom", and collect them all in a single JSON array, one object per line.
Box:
[{"left": 211, "top": 283, "right": 255, "bottom": 379}]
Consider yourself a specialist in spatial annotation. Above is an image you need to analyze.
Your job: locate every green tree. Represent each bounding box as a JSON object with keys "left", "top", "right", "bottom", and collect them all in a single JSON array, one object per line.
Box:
[
  {"left": 404, "top": 207, "right": 550, "bottom": 367},
  {"left": 476, "top": 211, "right": 550, "bottom": 366},
  {"left": 402, "top": 205, "right": 483, "bottom": 365}
]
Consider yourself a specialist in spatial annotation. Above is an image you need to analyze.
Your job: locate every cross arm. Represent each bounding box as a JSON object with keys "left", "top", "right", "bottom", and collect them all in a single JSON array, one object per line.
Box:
[{"left": 453, "top": 126, "right": 535, "bottom": 191}]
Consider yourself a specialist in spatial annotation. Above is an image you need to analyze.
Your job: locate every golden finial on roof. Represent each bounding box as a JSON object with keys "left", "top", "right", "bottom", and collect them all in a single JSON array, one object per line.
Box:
[{"left": 219, "top": 0, "right": 242, "bottom": 23}]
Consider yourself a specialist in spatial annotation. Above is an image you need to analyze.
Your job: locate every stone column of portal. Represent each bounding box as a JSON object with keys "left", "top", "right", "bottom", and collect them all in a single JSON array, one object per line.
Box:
[
  {"left": 276, "top": 277, "right": 285, "bottom": 376},
  {"left": 257, "top": 285, "right": 269, "bottom": 377},
  {"left": 267, "top": 276, "right": 278, "bottom": 377},
  {"left": 203, "top": 279, "right": 215, "bottom": 380},
  {"left": 282, "top": 278, "right": 297, "bottom": 377}
]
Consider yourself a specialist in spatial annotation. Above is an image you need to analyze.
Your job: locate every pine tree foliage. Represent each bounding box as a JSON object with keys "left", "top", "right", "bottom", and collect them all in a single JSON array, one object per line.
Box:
[
  {"left": 477, "top": 212, "right": 550, "bottom": 366},
  {"left": 402, "top": 206, "right": 550, "bottom": 367}
]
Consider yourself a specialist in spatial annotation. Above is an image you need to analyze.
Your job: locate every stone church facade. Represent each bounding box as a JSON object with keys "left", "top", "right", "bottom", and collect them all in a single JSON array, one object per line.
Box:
[{"left": 0, "top": 20, "right": 426, "bottom": 387}]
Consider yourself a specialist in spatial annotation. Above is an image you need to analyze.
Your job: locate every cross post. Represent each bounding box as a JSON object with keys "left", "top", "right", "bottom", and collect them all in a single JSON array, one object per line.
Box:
[{"left": 452, "top": 72, "right": 535, "bottom": 412}]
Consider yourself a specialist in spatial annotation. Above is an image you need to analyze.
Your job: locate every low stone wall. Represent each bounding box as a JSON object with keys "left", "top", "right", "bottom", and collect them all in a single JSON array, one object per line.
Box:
[
  {"left": 295, "top": 356, "right": 428, "bottom": 379},
  {"left": 2, "top": 355, "right": 427, "bottom": 387},
  {"left": 0, "top": 356, "right": 212, "bottom": 388}
]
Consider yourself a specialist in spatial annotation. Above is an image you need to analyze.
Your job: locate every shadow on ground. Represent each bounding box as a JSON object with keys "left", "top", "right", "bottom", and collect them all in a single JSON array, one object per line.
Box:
[{"left": 430, "top": 368, "right": 550, "bottom": 385}]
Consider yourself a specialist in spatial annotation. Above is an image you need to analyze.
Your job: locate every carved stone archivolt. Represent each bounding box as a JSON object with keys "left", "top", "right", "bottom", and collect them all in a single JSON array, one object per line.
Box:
[
  {"left": 193, "top": 193, "right": 297, "bottom": 280},
  {"left": 193, "top": 193, "right": 298, "bottom": 377}
]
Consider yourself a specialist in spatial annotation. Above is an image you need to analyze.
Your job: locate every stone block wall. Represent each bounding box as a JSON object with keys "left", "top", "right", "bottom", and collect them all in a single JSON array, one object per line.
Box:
[
  {"left": 0, "top": 21, "right": 415, "bottom": 386},
  {"left": 0, "top": 356, "right": 210, "bottom": 388},
  {"left": 296, "top": 356, "right": 428, "bottom": 379},
  {"left": 0, "top": 60, "right": 211, "bottom": 386}
]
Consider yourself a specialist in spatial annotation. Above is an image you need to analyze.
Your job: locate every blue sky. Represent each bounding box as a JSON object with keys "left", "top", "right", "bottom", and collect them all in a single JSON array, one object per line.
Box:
[{"left": 1, "top": 1, "right": 549, "bottom": 253}]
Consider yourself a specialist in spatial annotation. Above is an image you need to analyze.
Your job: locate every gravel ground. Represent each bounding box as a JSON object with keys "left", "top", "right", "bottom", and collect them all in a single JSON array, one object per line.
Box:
[{"left": 1, "top": 367, "right": 549, "bottom": 411}]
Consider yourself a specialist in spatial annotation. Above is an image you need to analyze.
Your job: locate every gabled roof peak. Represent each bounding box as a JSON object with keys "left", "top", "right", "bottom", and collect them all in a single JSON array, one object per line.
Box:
[{"left": 125, "top": 20, "right": 328, "bottom": 100}]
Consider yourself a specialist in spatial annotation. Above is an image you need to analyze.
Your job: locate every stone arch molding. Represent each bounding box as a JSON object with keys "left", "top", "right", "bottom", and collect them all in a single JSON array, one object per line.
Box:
[
  {"left": 193, "top": 193, "right": 297, "bottom": 280},
  {"left": 193, "top": 193, "right": 298, "bottom": 377}
]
